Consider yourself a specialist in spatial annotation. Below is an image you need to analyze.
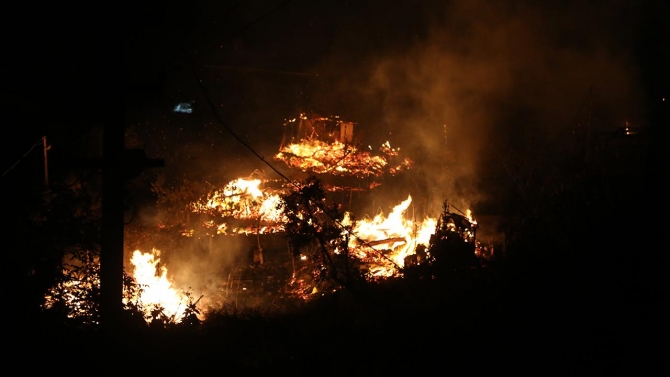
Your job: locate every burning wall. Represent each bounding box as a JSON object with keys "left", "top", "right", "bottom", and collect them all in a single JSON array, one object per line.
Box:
[{"left": 280, "top": 112, "right": 354, "bottom": 148}]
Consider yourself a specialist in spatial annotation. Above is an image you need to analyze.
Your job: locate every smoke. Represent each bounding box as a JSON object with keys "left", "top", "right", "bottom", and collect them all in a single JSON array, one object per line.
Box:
[
  {"left": 129, "top": 234, "right": 250, "bottom": 314},
  {"left": 125, "top": 0, "right": 648, "bottom": 279},
  {"left": 179, "top": 235, "right": 247, "bottom": 311},
  {"left": 296, "top": 0, "right": 647, "bottom": 222}
]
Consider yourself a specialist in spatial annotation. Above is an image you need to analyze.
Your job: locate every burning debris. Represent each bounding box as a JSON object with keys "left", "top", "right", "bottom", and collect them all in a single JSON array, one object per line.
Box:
[
  {"left": 190, "top": 173, "right": 287, "bottom": 235},
  {"left": 45, "top": 112, "right": 487, "bottom": 323},
  {"left": 189, "top": 113, "right": 417, "bottom": 237},
  {"left": 275, "top": 113, "right": 412, "bottom": 179},
  {"left": 188, "top": 175, "right": 434, "bottom": 277},
  {"left": 344, "top": 195, "right": 438, "bottom": 278},
  {"left": 179, "top": 112, "right": 486, "bottom": 305}
]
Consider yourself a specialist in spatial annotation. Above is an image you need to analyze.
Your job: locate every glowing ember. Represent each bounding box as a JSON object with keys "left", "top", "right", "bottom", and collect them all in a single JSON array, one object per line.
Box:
[{"left": 130, "top": 249, "right": 191, "bottom": 323}]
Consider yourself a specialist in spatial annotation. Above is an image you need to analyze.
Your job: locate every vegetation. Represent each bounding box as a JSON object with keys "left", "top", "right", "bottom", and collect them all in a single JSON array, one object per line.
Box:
[{"left": 278, "top": 176, "right": 367, "bottom": 292}]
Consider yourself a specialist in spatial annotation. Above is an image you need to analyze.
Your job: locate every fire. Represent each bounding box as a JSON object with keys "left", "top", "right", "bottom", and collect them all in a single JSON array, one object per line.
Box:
[
  {"left": 43, "top": 271, "right": 99, "bottom": 320},
  {"left": 43, "top": 111, "right": 488, "bottom": 321},
  {"left": 275, "top": 139, "right": 412, "bottom": 178},
  {"left": 191, "top": 177, "right": 287, "bottom": 235},
  {"left": 275, "top": 112, "right": 412, "bottom": 179},
  {"left": 43, "top": 249, "right": 196, "bottom": 324},
  {"left": 130, "top": 249, "right": 192, "bottom": 323},
  {"left": 190, "top": 174, "right": 477, "bottom": 281},
  {"left": 344, "top": 195, "right": 437, "bottom": 278}
]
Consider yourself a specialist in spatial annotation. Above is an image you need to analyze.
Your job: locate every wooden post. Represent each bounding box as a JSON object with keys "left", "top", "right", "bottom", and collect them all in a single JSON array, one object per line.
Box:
[
  {"left": 42, "top": 136, "right": 50, "bottom": 187},
  {"left": 100, "top": 108, "right": 125, "bottom": 332}
]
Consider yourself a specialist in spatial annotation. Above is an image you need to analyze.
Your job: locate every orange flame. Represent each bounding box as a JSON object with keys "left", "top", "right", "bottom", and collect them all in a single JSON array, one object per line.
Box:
[
  {"left": 130, "top": 249, "right": 191, "bottom": 323},
  {"left": 344, "top": 195, "right": 437, "bottom": 278},
  {"left": 275, "top": 139, "right": 412, "bottom": 178},
  {"left": 191, "top": 177, "right": 287, "bottom": 235},
  {"left": 43, "top": 249, "right": 196, "bottom": 324}
]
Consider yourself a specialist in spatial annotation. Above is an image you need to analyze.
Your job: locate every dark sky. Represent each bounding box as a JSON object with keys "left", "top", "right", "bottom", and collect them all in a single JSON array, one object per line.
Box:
[{"left": 2, "top": 0, "right": 668, "bottom": 218}]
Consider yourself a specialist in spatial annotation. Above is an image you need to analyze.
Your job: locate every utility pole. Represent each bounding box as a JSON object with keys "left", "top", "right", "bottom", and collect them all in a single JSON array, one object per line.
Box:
[
  {"left": 42, "top": 136, "right": 50, "bottom": 187},
  {"left": 98, "top": 126, "right": 165, "bottom": 331},
  {"left": 96, "top": 1, "right": 164, "bottom": 331},
  {"left": 99, "top": 108, "right": 125, "bottom": 332},
  {"left": 585, "top": 87, "right": 593, "bottom": 163}
]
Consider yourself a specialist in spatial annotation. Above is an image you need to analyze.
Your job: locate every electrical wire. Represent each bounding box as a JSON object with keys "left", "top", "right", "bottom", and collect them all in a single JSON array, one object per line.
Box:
[
  {"left": 124, "top": 0, "right": 403, "bottom": 272},
  {"left": 2, "top": 139, "right": 43, "bottom": 178},
  {"left": 183, "top": 52, "right": 403, "bottom": 272}
]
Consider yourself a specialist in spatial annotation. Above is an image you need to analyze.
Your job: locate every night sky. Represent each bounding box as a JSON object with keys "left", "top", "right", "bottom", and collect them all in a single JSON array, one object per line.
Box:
[{"left": 1, "top": 0, "right": 667, "bottom": 240}]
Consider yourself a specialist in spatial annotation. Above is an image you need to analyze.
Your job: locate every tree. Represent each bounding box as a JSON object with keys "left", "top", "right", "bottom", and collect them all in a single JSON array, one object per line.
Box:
[{"left": 278, "top": 176, "right": 366, "bottom": 293}]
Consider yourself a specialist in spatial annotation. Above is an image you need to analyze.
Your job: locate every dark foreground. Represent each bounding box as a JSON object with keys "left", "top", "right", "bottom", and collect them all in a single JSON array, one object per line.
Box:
[{"left": 9, "top": 256, "right": 667, "bottom": 375}]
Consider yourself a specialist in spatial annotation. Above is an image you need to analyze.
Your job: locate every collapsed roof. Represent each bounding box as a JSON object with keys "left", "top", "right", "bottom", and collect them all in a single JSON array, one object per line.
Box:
[{"left": 275, "top": 112, "right": 413, "bottom": 180}]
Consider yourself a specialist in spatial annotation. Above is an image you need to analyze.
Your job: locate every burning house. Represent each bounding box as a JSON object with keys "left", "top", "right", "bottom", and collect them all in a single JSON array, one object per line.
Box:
[
  {"left": 275, "top": 112, "right": 413, "bottom": 192},
  {"left": 280, "top": 112, "right": 355, "bottom": 148}
]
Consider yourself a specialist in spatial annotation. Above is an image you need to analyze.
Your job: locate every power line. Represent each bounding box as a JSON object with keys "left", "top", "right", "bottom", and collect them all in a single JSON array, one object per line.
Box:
[
  {"left": 184, "top": 49, "right": 294, "bottom": 184},
  {"left": 178, "top": 0, "right": 301, "bottom": 185},
  {"left": 184, "top": 53, "right": 402, "bottom": 273},
  {"left": 2, "top": 139, "right": 43, "bottom": 179},
  {"left": 205, "top": 64, "right": 313, "bottom": 77},
  {"left": 172, "top": 0, "right": 403, "bottom": 272}
]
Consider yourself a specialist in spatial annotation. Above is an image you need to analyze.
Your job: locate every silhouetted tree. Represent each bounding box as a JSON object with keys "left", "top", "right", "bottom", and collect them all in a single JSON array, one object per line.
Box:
[{"left": 278, "top": 176, "right": 366, "bottom": 293}]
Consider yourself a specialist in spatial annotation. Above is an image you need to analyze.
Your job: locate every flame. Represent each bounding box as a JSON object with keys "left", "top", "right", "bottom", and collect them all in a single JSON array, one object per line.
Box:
[
  {"left": 43, "top": 249, "right": 195, "bottom": 324},
  {"left": 190, "top": 174, "right": 478, "bottom": 280},
  {"left": 275, "top": 139, "right": 412, "bottom": 178},
  {"left": 345, "top": 195, "right": 437, "bottom": 278},
  {"left": 130, "top": 249, "right": 191, "bottom": 323},
  {"left": 275, "top": 113, "right": 411, "bottom": 178},
  {"left": 191, "top": 177, "right": 287, "bottom": 235},
  {"left": 43, "top": 112, "right": 490, "bottom": 319}
]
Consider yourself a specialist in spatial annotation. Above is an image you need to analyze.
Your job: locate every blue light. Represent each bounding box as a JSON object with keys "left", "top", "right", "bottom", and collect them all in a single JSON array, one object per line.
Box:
[{"left": 173, "top": 102, "right": 193, "bottom": 114}]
